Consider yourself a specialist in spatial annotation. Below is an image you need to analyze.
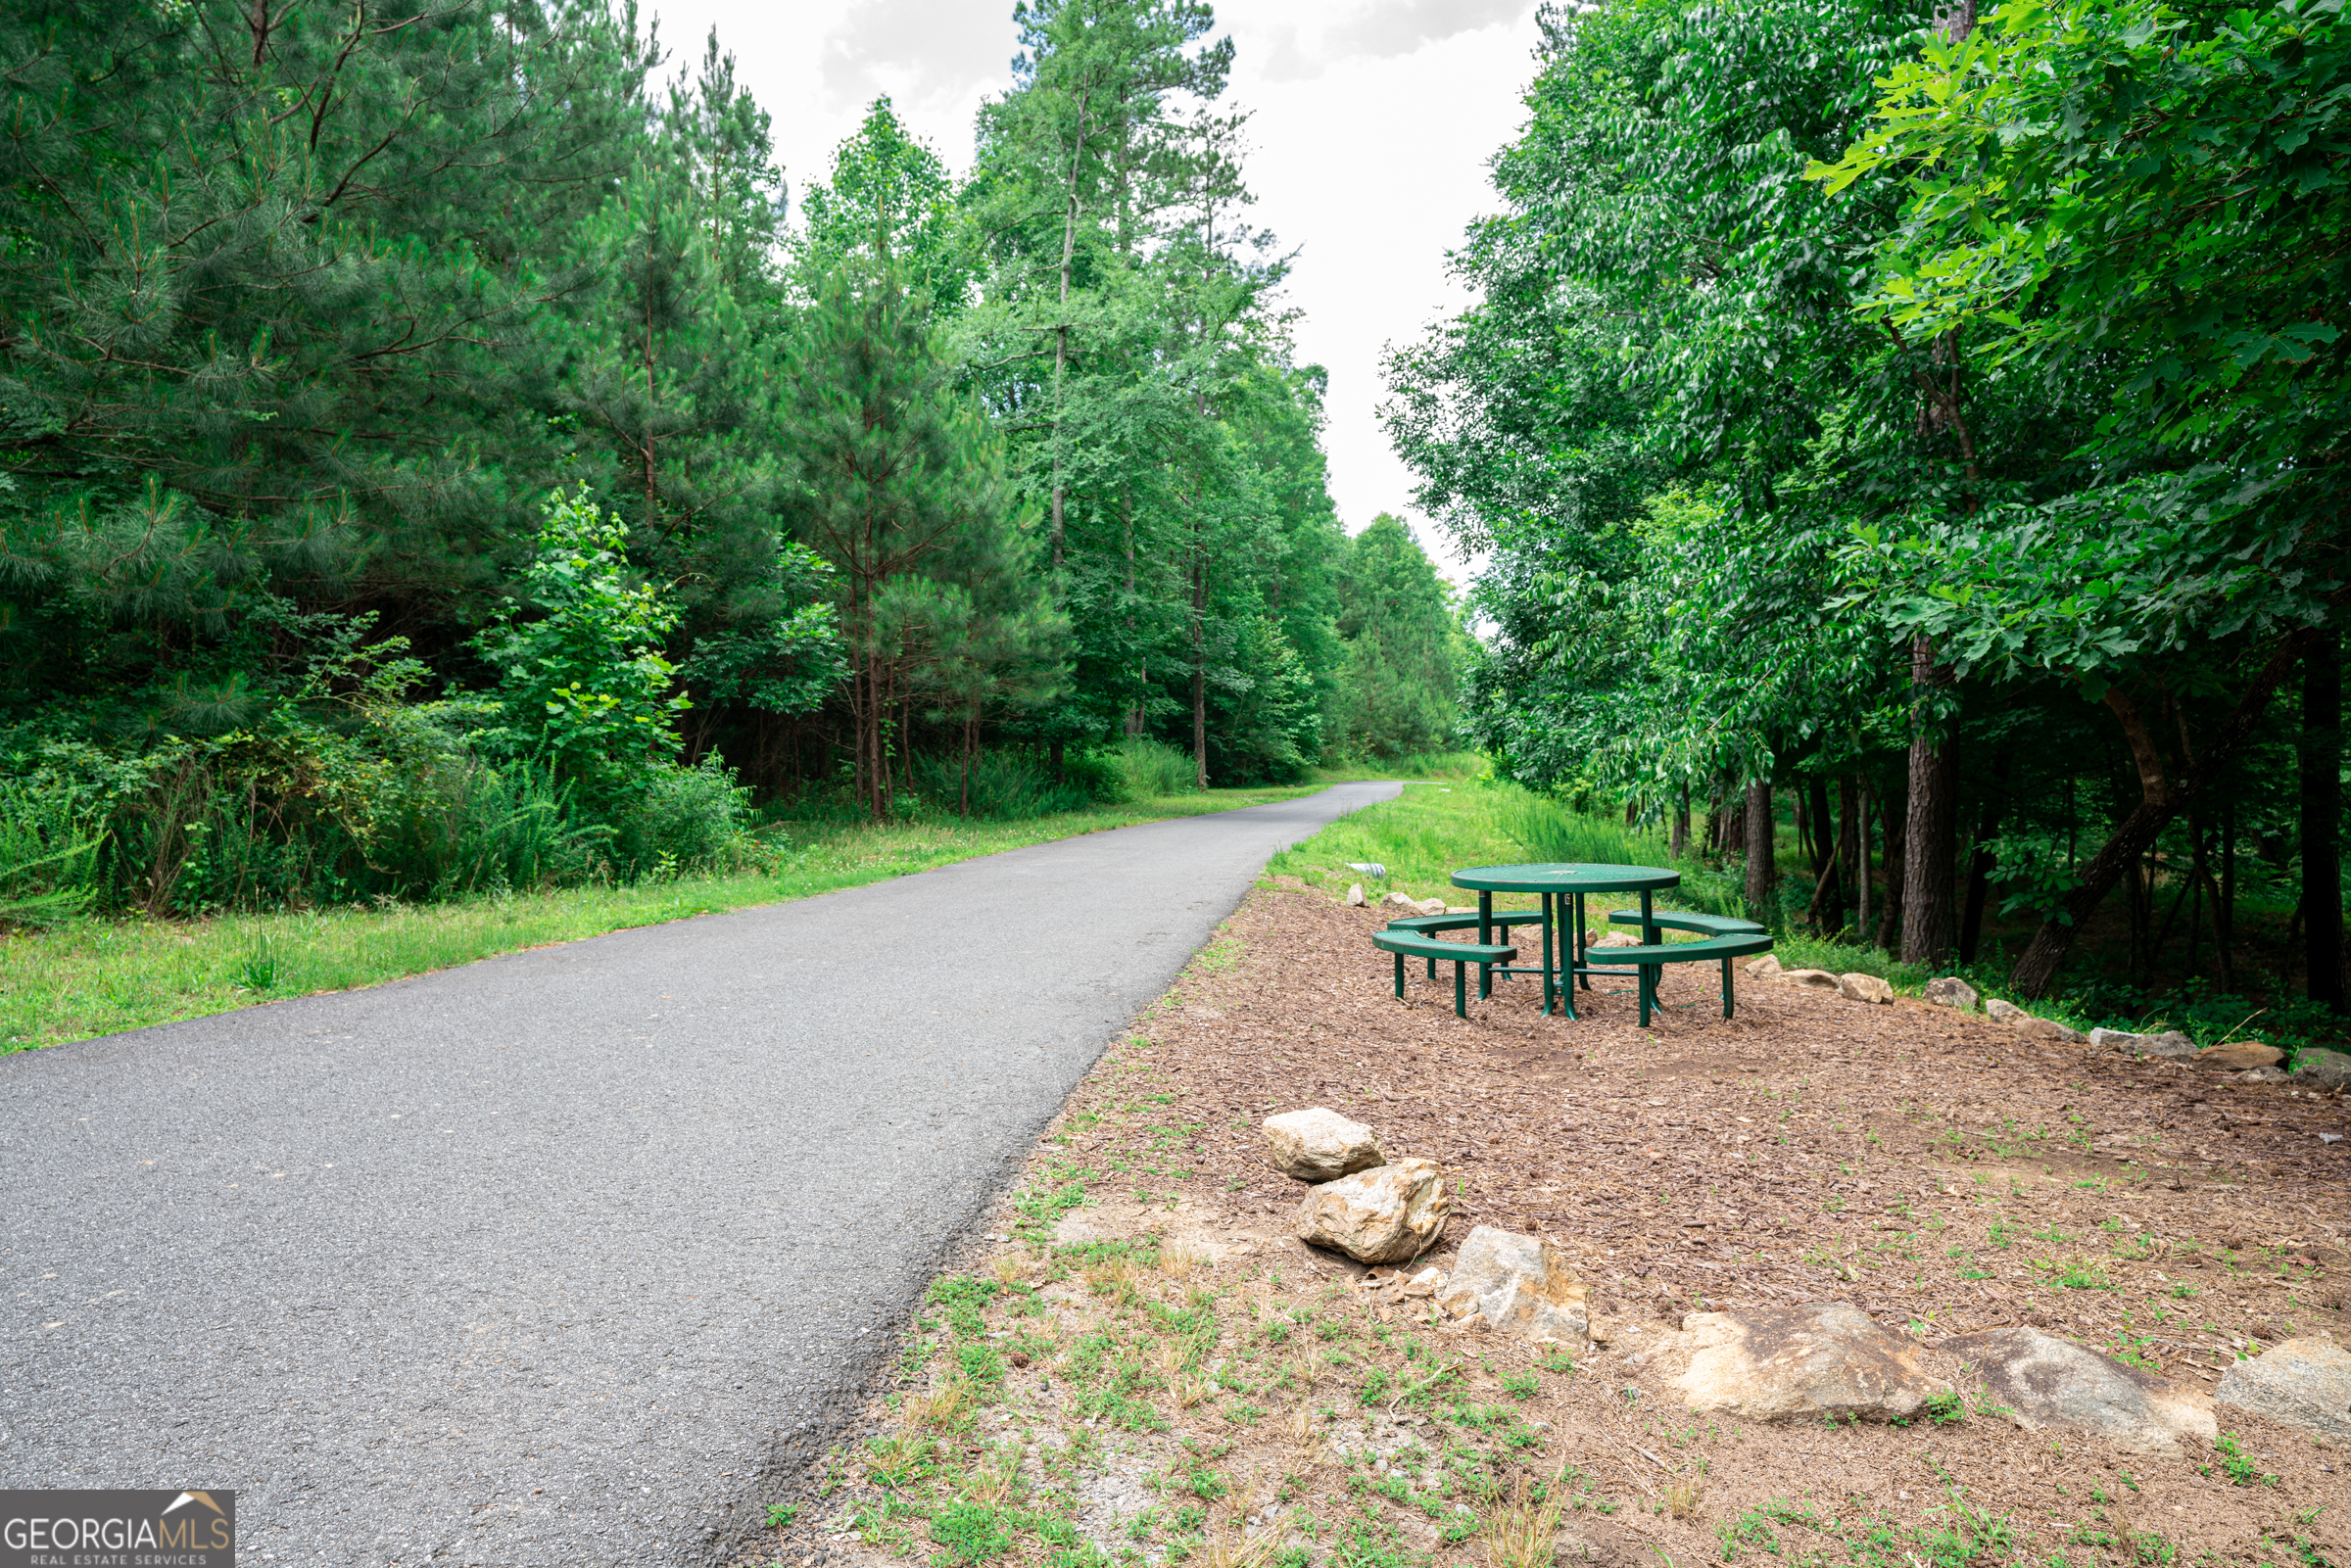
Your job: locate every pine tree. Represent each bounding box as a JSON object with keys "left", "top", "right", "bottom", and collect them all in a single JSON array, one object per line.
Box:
[{"left": 780, "top": 263, "right": 1059, "bottom": 819}]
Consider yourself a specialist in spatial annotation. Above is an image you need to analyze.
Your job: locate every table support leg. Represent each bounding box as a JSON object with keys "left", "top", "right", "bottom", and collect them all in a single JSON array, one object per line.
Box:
[
  {"left": 1540, "top": 893, "right": 1555, "bottom": 1015},
  {"left": 1575, "top": 892, "right": 1591, "bottom": 990},
  {"left": 1554, "top": 892, "right": 1579, "bottom": 1021}
]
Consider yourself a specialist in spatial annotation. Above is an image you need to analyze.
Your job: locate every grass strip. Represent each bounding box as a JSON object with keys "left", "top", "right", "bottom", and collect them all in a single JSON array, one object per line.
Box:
[{"left": 0, "top": 784, "right": 1329, "bottom": 1052}]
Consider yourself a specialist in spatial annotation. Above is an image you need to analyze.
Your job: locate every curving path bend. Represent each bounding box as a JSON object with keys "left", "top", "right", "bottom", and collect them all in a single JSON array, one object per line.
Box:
[{"left": 0, "top": 783, "right": 1400, "bottom": 1567}]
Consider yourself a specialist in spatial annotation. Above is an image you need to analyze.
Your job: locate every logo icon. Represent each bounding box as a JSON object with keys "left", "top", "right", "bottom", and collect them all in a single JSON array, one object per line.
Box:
[{"left": 2, "top": 1488, "right": 236, "bottom": 1567}]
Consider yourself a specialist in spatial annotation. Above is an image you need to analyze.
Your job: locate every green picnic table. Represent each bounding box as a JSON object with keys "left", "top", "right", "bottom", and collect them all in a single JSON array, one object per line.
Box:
[{"left": 1448, "top": 862, "right": 1680, "bottom": 1020}]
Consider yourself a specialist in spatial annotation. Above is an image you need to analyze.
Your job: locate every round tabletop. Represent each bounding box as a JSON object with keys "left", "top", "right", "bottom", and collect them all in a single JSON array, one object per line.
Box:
[{"left": 1450, "top": 862, "right": 1680, "bottom": 894}]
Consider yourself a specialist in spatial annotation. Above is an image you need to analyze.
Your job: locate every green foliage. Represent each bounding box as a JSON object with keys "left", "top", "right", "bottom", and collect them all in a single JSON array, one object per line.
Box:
[
  {"left": 1330, "top": 517, "right": 1464, "bottom": 761},
  {"left": 472, "top": 491, "right": 693, "bottom": 798},
  {"left": 932, "top": 1501, "right": 1014, "bottom": 1563}
]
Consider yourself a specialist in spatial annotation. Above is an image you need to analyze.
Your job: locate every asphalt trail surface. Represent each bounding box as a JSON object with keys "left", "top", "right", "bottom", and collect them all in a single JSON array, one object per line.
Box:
[{"left": 1, "top": 783, "right": 1398, "bottom": 1566}]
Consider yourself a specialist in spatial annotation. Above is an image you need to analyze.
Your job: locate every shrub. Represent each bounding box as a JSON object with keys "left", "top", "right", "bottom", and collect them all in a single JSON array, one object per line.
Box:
[{"left": 1115, "top": 736, "right": 1199, "bottom": 798}]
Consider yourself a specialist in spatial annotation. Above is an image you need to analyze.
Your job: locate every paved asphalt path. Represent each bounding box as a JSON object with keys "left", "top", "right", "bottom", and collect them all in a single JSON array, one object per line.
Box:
[{"left": 1, "top": 783, "right": 1398, "bottom": 1566}]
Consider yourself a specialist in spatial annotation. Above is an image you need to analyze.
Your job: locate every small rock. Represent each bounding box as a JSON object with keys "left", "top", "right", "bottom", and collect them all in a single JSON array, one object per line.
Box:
[
  {"left": 2216, "top": 1338, "right": 2351, "bottom": 1442},
  {"left": 1922, "top": 976, "right": 1979, "bottom": 1011},
  {"left": 1434, "top": 1225, "right": 1591, "bottom": 1350},
  {"left": 2090, "top": 1027, "right": 2198, "bottom": 1060},
  {"left": 1945, "top": 1325, "right": 2215, "bottom": 1456},
  {"left": 2199, "top": 1041, "right": 2284, "bottom": 1070},
  {"left": 1346, "top": 883, "right": 1367, "bottom": 907},
  {"left": 1649, "top": 1303, "right": 1949, "bottom": 1421},
  {"left": 1986, "top": 998, "right": 2029, "bottom": 1022},
  {"left": 1745, "top": 954, "right": 1783, "bottom": 978},
  {"left": 1590, "top": 931, "right": 1640, "bottom": 949},
  {"left": 1009, "top": 1350, "right": 1032, "bottom": 1368},
  {"left": 1837, "top": 973, "right": 1895, "bottom": 1005},
  {"left": 1296, "top": 1157, "right": 1448, "bottom": 1263},
  {"left": 2293, "top": 1047, "right": 2351, "bottom": 1087},
  {"left": 1415, "top": 897, "right": 1448, "bottom": 917},
  {"left": 2018, "top": 1018, "right": 2087, "bottom": 1044},
  {"left": 1782, "top": 969, "right": 1842, "bottom": 990},
  {"left": 1383, "top": 891, "right": 1418, "bottom": 909},
  {"left": 1263, "top": 1107, "right": 1386, "bottom": 1182},
  {"left": 1401, "top": 1266, "right": 1443, "bottom": 1300},
  {"left": 2237, "top": 1066, "right": 2288, "bottom": 1083}
]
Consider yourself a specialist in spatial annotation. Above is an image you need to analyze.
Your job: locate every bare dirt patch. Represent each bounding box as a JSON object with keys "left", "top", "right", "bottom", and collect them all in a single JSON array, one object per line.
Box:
[{"left": 760, "top": 884, "right": 2351, "bottom": 1568}]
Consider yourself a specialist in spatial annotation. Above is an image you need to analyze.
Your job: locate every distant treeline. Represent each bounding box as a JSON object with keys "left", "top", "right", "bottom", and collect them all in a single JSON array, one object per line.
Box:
[{"left": 0, "top": 0, "right": 1463, "bottom": 918}]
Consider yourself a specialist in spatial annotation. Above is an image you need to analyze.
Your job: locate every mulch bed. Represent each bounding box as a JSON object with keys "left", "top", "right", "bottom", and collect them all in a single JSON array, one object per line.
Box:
[
  {"left": 787, "top": 881, "right": 2351, "bottom": 1568},
  {"left": 1031, "top": 882, "right": 2351, "bottom": 1556}
]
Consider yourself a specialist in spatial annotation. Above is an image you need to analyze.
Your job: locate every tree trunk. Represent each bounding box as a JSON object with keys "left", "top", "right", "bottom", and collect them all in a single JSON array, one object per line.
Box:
[
  {"left": 1875, "top": 780, "right": 1908, "bottom": 951},
  {"left": 1901, "top": 636, "right": 1960, "bottom": 967},
  {"left": 1190, "top": 551, "right": 1209, "bottom": 790},
  {"left": 1672, "top": 785, "right": 1690, "bottom": 858},
  {"left": 1958, "top": 752, "right": 2008, "bottom": 965},
  {"left": 1854, "top": 781, "right": 1872, "bottom": 942},
  {"left": 1806, "top": 794, "right": 1854, "bottom": 932},
  {"left": 2304, "top": 633, "right": 2344, "bottom": 1012},
  {"left": 2215, "top": 799, "right": 2236, "bottom": 992},
  {"left": 1725, "top": 785, "right": 1747, "bottom": 856},
  {"left": 1744, "top": 782, "right": 1775, "bottom": 923},
  {"left": 2008, "top": 623, "right": 2330, "bottom": 997},
  {"left": 1806, "top": 777, "right": 1835, "bottom": 882}
]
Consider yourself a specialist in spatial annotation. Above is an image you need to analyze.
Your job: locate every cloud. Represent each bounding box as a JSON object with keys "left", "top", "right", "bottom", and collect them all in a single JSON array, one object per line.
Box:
[
  {"left": 821, "top": 0, "right": 1024, "bottom": 115},
  {"left": 1254, "top": 0, "right": 1533, "bottom": 80}
]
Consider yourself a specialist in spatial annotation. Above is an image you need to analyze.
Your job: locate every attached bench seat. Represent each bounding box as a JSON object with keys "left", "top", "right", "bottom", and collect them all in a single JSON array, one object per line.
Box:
[
  {"left": 1605, "top": 909, "right": 1767, "bottom": 937},
  {"left": 1594, "top": 930, "right": 1775, "bottom": 1025},
  {"left": 1371, "top": 930, "right": 1518, "bottom": 1019},
  {"left": 1385, "top": 911, "right": 1545, "bottom": 982}
]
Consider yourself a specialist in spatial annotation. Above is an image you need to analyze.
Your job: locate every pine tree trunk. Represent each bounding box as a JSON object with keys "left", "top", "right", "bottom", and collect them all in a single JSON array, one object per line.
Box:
[
  {"left": 1672, "top": 785, "right": 1690, "bottom": 857},
  {"left": 1744, "top": 782, "right": 1774, "bottom": 922},
  {"left": 2303, "top": 634, "right": 2344, "bottom": 1012}
]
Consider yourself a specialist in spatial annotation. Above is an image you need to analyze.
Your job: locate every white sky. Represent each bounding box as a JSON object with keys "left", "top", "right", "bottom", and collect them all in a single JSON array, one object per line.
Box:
[{"left": 639, "top": 0, "right": 1546, "bottom": 586}]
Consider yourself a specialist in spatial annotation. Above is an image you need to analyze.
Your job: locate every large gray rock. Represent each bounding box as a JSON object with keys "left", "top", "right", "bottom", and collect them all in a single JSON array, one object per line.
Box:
[
  {"left": 2089, "top": 1027, "right": 2198, "bottom": 1061},
  {"left": 1782, "top": 969, "right": 1841, "bottom": 991},
  {"left": 2198, "top": 1041, "right": 2284, "bottom": 1070},
  {"left": 1744, "top": 954, "right": 1783, "bottom": 978},
  {"left": 2018, "top": 1017, "right": 2088, "bottom": 1044},
  {"left": 1434, "top": 1225, "right": 1589, "bottom": 1348},
  {"left": 2293, "top": 1048, "right": 2351, "bottom": 1087},
  {"left": 1986, "top": 998, "right": 2029, "bottom": 1022},
  {"left": 2215, "top": 1337, "right": 2351, "bottom": 1442},
  {"left": 1263, "top": 1108, "right": 1385, "bottom": 1182},
  {"left": 1945, "top": 1325, "right": 2215, "bottom": 1456},
  {"left": 1646, "top": 1303, "right": 1948, "bottom": 1422},
  {"left": 1296, "top": 1157, "right": 1448, "bottom": 1263},
  {"left": 1345, "top": 883, "right": 1367, "bottom": 907},
  {"left": 1923, "top": 976, "right": 1979, "bottom": 1011},
  {"left": 1838, "top": 973, "right": 1894, "bottom": 1005},
  {"left": 1589, "top": 931, "right": 1640, "bottom": 949}
]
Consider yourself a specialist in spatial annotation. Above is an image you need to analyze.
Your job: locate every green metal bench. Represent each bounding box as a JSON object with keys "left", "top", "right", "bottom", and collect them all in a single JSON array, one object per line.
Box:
[
  {"left": 1605, "top": 909, "right": 1766, "bottom": 938},
  {"left": 1372, "top": 930, "right": 1518, "bottom": 1020},
  {"left": 1385, "top": 911, "right": 1544, "bottom": 987},
  {"left": 1601, "top": 931, "right": 1775, "bottom": 1025}
]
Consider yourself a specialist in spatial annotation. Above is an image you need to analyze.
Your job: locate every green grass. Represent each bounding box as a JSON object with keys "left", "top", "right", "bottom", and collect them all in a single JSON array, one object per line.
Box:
[
  {"left": 0, "top": 784, "right": 1324, "bottom": 1052},
  {"left": 1266, "top": 778, "right": 1741, "bottom": 922}
]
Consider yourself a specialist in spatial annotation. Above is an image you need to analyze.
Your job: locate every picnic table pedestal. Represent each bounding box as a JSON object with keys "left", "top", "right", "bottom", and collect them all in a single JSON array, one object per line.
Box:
[{"left": 1448, "top": 863, "right": 1680, "bottom": 1020}]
